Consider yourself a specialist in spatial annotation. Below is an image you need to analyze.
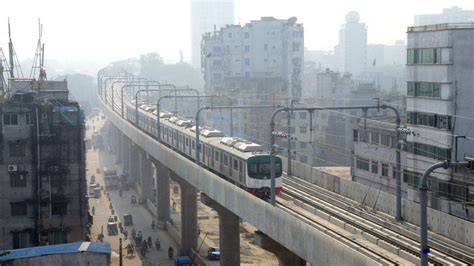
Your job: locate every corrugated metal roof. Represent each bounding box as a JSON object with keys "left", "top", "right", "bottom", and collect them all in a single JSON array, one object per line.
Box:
[{"left": 0, "top": 242, "right": 111, "bottom": 261}]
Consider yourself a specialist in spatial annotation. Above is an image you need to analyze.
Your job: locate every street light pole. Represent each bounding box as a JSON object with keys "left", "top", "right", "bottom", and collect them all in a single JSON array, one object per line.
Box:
[{"left": 419, "top": 160, "right": 470, "bottom": 266}]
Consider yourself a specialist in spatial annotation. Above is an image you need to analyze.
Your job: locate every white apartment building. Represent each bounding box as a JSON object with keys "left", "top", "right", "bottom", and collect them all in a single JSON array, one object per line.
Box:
[
  {"left": 191, "top": 0, "right": 234, "bottom": 67},
  {"left": 337, "top": 11, "right": 367, "bottom": 77},
  {"left": 415, "top": 6, "right": 474, "bottom": 26},
  {"left": 405, "top": 23, "right": 474, "bottom": 219},
  {"left": 201, "top": 16, "right": 304, "bottom": 99}
]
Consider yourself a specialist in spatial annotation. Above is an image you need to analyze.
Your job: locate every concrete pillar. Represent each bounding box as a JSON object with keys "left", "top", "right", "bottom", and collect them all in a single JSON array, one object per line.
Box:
[
  {"left": 179, "top": 179, "right": 198, "bottom": 256},
  {"left": 201, "top": 193, "right": 240, "bottom": 266},
  {"left": 116, "top": 131, "right": 123, "bottom": 165},
  {"left": 255, "top": 231, "right": 305, "bottom": 266},
  {"left": 138, "top": 150, "right": 154, "bottom": 204},
  {"left": 122, "top": 137, "right": 131, "bottom": 174},
  {"left": 153, "top": 160, "right": 170, "bottom": 222},
  {"left": 129, "top": 143, "right": 140, "bottom": 185}
]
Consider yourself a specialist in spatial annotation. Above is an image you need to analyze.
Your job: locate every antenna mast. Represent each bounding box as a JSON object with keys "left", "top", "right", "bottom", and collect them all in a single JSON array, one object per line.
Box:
[{"left": 8, "top": 18, "right": 14, "bottom": 78}]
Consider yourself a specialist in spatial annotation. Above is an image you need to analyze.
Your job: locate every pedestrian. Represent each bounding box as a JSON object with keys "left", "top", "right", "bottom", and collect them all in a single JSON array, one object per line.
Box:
[{"left": 151, "top": 220, "right": 155, "bottom": 231}]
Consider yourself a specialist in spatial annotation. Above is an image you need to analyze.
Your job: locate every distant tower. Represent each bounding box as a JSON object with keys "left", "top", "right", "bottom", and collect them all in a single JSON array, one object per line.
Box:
[
  {"left": 190, "top": 0, "right": 235, "bottom": 67},
  {"left": 338, "top": 11, "right": 367, "bottom": 77}
]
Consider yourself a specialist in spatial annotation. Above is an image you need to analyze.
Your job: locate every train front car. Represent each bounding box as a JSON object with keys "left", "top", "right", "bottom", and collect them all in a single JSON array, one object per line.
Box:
[{"left": 245, "top": 154, "right": 283, "bottom": 198}]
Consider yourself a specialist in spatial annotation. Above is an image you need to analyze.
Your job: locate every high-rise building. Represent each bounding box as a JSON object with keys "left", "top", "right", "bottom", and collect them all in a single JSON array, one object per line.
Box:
[
  {"left": 337, "top": 11, "right": 367, "bottom": 77},
  {"left": 201, "top": 16, "right": 304, "bottom": 99},
  {"left": 191, "top": 0, "right": 234, "bottom": 67},
  {"left": 0, "top": 79, "right": 88, "bottom": 249},
  {"left": 414, "top": 6, "right": 474, "bottom": 26},
  {"left": 405, "top": 23, "right": 474, "bottom": 218}
]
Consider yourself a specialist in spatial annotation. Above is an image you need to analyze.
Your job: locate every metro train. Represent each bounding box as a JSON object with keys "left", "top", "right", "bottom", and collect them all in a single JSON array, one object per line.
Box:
[{"left": 124, "top": 100, "right": 283, "bottom": 198}]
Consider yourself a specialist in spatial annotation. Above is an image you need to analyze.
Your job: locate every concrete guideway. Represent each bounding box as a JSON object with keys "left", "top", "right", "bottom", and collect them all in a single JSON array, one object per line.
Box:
[{"left": 100, "top": 97, "right": 386, "bottom": 265}]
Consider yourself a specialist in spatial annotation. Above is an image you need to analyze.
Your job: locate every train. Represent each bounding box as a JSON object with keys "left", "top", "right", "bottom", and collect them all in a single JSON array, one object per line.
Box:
[{"left": 123, "top": 100, "right": 283, "bottom": 198}]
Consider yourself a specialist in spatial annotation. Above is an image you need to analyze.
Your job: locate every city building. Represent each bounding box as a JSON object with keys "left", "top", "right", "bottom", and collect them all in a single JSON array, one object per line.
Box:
[
  {"left": 337, "top": 11, "right": 367, "bottom": 77},
  {"left": 0, "top": 79, "right": 88, "bottom": 249},
  {"left": 352, "top": 117, "right": 408, "bottom": 196},
  {"left": 191, "top": 0, "right": 234, "bottom": 67},
  {"left": 403, "top": 23, "right": 474, "bottom": 219},
  {"left": 201, "top": 16, "right": 304, "bottom": 99},
  {"left": 414, "top": 6, "right": 474, "bottom": 26}
]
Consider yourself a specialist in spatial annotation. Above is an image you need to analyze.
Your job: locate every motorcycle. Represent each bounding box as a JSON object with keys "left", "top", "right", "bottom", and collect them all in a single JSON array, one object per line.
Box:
[
  {"left": 155, "top": 238, "right": 161, "bottom": 250},
  {"left": 168, "top": 246, "right": 174, "bottom": 260}
]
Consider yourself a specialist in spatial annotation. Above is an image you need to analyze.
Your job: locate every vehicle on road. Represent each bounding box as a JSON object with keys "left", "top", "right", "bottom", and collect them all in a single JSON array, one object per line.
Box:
[
  {"left": 207, "top": 247, "right": 220, "bottom": 260},
  {"left": 103, "top": 167, "right": 119, "bottom": 189}
]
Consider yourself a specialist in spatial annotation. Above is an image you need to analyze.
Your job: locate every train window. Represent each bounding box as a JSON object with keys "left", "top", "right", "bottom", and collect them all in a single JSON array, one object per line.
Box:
[
  {"left": 215, "top": 151, "right": 219, "bottom": 161},
  {"left": 185, "top": 138, "right": 189, "bottom": 146},
  {"left": 174, "top": 132, "right": 177, "bottom": 140},
  {"left": 249, "top": 164, "right": 258, "bottom": 175},
  {"left": 239, "top": 161, "right": 243, "bottom": 173},
  {"left": 233, "top": 159, "right": 238, "bottom": 170},
  {"left": 223, "top": 155, "right": 228, "bottom": 165},
  {"left": 192, "top": 140, "right": 195, "bottom": 148}
]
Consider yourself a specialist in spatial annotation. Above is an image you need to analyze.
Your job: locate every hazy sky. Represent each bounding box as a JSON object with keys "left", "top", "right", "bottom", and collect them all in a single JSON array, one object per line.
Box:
[{"left": 0, "top": 0, "right": 473, "bottom": 67}]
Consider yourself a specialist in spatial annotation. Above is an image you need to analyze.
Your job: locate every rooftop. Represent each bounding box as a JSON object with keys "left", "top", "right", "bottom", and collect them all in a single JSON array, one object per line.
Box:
[
  {"left": 0, "top": 242, "right": 111, "bottom": 261},
  {"left": 407, "top": 22, "right": 474, "bottom": 32}
]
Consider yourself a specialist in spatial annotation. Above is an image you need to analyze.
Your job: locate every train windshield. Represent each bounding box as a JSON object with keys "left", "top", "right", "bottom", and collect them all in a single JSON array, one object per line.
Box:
[{"left": 248, "top": 157, "right": 282, "bottom": 179}]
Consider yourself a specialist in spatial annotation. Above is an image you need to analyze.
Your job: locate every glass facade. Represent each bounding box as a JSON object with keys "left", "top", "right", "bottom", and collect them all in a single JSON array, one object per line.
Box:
[
  {"left": 407, "top": 82, "right": 441, "bottom": 98},
  {"left": 407, "top": 48, "right": 442, "bottom": 64}
]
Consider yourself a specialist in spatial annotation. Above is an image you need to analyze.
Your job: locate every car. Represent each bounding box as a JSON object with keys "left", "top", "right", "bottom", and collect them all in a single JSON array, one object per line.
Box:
[{"left": 207, "top": 247, "right": 220, "bottom": 260}]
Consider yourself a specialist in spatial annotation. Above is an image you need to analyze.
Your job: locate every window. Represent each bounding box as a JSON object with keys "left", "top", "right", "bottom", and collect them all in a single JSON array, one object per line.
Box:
[
  {"left": 382, "top": 164, "right": 389, "bottom": 177},
  {"left": 407, "top": 48, "right": 442, "bottom": 64},
  {"left": 25, "top": 113, "right": 33, "bottom": 125},
  {"left": 404, "top": 170, "right": 421, "bottom": 188},
  {"left": 9, "top": 142, "right": 26, "bottom": 157},
  {"left": 355, "top": 157, "right": 369, "bottom": 171},
  {"left": 4, "top": 113, "right": 19, "bottom": 125},
  {"left": 299, "top": 112, "right": 306, "bottom": 119},
  {"left": 299, "top": 127, "right": 307, "bottom": 134},
  {"left": 353, "top": 130, "right": 359, "bottom": 142},
  {"left": 392, "top": 168, "right": 398, "bottom": 179},
  {"left": 233, "top": 159, "right": 238, "bottom": 170},
  {"left": 371, "top": 132, "right": 379, "bottom": 145},
  {"left": 289, "top": 127, "right": 295, "bottom": 134},
  {"left": 10, "top": 173, "right": 27, "bottom": 187},
  {"left": 292, "top": 42, "right": 300, "bottom": 52},
  {"left": 212, "top": 60, "right": 222, "bottom": 67},
  {"left": 409, "top": 142, "right": 451, "bottom": 160},
  {"left": 300, "top": 142, "right": 307, "bottom": 149},
  {"left": 12, "top": 231, "right": 29, "bottom": 249},
  {"left": 390, "top": 136, "right": 397, "bottom": 148},
  {"left": 244, "top": 58, "right": 250, "bottom": 66},
  {"left": 244, "top": 32, "right": 249, "bottom": 39},
  {"left": 185, "top": 138, "right": 189, "bottom": 146},
  {"left": 407, "top": 112, "right": 452, "bottom": 129},
  {"left": 223, "top": 155, "right": 228, "bottom": 166},
  {"left": 11, "top": 202, "right": 27, "bottom": 216},
  {"left": 228, "top": 32, "right": 232, "bottom": 38},
  {"left": 371, "top": 161, "right": 378, "bottom": 174},
  {"left": 239, "top": 161, "right": 243, "bottom": 173},
  {"left": 381, "top": 134, "right": 390, "bottom": 146},
  {"left": 52, "top": 202, "right": 67, "bottom": 215},
  {"left": 407, "top": 82, "right": 441, "bottom": 98},
  {"left": 212, "top": 46, "right": 221, "bottom": 53},
  {"left": 244, "top": 45, "right": 250, "bottom": 52},
  {"left": 192, "top": 140, "right": 195, "bottom": 148}
]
